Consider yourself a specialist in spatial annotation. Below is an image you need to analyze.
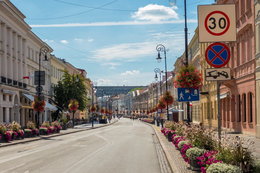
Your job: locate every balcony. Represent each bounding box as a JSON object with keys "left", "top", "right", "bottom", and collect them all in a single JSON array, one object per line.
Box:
[
  {"left": 23, "top": 83, "right": 27, "bottom": 89},
  {"left": 13, "top": 80, "right": 18, "bottom": 86},
  {"left": 7, "top": 78, "right": 12, "bottom": 85},
  {"left": 18, "top": 82, "right": 23, "bottom": 88},
  {"left": 1, "top": 76, "right": 6, "bottom": 83}
]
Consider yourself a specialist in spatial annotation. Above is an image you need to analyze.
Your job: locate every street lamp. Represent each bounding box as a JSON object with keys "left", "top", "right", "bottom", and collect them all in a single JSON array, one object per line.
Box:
[
  {"left": 154, "top": 68, "right": 163, "bottom": 96},
  {"left": 156, "top": 44, "right": 169, "bottom": 120},
  {"left": 91, "top": 82, "right": 96, "bottom": 128},
  {"left": 36, "top": 45, "right": 49, "bottom": 128}
]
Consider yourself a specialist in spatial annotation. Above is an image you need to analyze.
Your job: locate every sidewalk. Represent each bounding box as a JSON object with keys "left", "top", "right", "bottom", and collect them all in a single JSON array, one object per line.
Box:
[
  {"left": 223, "top": 132, "right": 260, "bottom": 160},
  {"left": 150, "top": 124, "right": 197, "bottom": 173},
  {"left": 0, "top": 119, "right": 118, "bottom": 148}
]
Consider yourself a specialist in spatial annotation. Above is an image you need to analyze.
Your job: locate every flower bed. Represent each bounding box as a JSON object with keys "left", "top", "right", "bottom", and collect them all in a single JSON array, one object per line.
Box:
[
  {"left": 140, "top": 118, "right": 154, "bottom": 124},
  {"left": 0, "top": 120, "right": 66, "bottom": 143},
  {"left": 160, "top": 121, "right": 255, "bottom": 172}
]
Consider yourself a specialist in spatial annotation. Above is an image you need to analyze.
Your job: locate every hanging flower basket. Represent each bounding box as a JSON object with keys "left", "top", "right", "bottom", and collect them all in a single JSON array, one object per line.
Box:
[
  {"left": 90, "top": 106, "right": 96, "bottom": 112},
  {"left": 157, "top": 100, "right": 166, "bottom": 109},
  {"left": 32, "top": 96, "right": 46, "bottom": 112},
  {"left": 174, "top": 65, "right": 203, "bottom": 89},
  {"left": 162, "top": 91, "right": 174, "bottom": 105},
  {"left": 68, "top": 99, "right": 79, "bottom": 112}
]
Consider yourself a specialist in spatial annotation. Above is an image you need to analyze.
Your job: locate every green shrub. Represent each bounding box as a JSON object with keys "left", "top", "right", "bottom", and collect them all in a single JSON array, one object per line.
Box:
[
  {"left": 178, "top": 141, "right": 188, "bottom": 150},
  {"left": 207, "top": 162, "right": 242, "bottom": 173},
  {"left": 186, "top": 147, "right": 205, "bottom": 161}
]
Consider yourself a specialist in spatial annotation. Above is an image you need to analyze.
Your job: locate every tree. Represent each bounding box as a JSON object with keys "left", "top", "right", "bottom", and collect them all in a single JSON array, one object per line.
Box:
[{"left": 54, "top": 71, "right": 88, "bottom": 113}]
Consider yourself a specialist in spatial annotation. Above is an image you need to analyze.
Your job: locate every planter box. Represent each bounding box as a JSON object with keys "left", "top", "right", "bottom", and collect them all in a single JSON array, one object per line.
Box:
[{"left": 189, "top": 159, "right": 201, "bottom": 171}]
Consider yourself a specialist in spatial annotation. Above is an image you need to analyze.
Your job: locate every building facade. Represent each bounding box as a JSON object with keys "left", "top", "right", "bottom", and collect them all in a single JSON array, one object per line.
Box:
[
  {"left": 216, "top": 0, "right": 256, "bottom": 135},
  {"left": 255, "top": 0, "right": 260, "bottom": 137},
  {"left": 0, "top": 0, "right": 54, "bottom": 126}
]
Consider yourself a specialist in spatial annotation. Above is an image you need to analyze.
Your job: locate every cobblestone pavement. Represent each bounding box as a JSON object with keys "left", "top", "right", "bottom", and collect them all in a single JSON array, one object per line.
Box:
[
  {"left": 149, "top": 124, "right": 198, "bottom": 173},
  {"left": 152, "top": 132, "right": 172, "bottom": 173}
]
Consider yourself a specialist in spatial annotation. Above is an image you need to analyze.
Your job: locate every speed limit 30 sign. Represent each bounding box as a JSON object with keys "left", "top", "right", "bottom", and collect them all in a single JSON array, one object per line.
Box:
[{"left": 198, "top": 4, "right": 236, "bottom": 42}]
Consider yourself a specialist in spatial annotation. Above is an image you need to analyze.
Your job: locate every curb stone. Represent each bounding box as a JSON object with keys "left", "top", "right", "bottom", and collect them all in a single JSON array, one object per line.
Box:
[
  {"left": 0, "top": 120, "right": 118, "bottom": 148},
  {"left": 144, "top": 122, "right": 197, "bottom": 173}
]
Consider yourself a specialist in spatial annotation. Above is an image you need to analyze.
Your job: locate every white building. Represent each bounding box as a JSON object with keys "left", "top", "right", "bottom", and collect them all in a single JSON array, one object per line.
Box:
[{"left": 0, "top": 0, "right": 55, "bottom": 126}]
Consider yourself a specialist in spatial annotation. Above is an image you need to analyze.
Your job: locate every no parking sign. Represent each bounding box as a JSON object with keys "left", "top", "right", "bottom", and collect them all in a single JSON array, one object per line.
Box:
[{"left": 205, "top": 42, "right": 230, "bottom": 68}]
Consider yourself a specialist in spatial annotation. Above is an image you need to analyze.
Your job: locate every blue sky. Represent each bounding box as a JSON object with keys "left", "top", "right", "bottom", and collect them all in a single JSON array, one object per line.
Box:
[{"left": 11, "top": 0, "right": 214, "bottom": 86}]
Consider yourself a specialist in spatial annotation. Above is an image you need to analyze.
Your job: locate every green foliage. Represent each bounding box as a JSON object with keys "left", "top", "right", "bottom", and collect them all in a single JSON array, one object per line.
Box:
[
  {"left": 54, "top": 71, "right": 88, "bottom": 111},
  {"left": 186, "top": 125, "right": 216, "bottom": 150},
  {"left": 207, "top": 162, "right": 242, "bottom": 173},
  {"left": 253, "top": 160, "right": 260, "bottom": 173},
  {"left": 186, "top": 147, "right": 205, "bottom": 160},
  {"left": 11, "top": 121, "right": 21, "bottom": 131},
  {"left": 129, "top": 87, "right": 143, "bottom": 92},
  {"left": 178, "top": 141, "right": 188, "bottom": 150},
  {"left": 215, "top": 147, "right": 234, "bottom": 164},
  {"left": 0, "top": 124, "right": 7, "bottom": 134}
]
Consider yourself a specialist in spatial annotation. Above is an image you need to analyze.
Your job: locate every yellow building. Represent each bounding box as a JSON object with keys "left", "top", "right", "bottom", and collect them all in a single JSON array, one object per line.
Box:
[
  {"left": 188, "top": 28, "right": 201, "bottom": 124},
  {"left": 49, "top": 55, "right": 66, "bottom": 96},
  {"left": 200, "top": 42, "right": 218, "bottom": 128}
]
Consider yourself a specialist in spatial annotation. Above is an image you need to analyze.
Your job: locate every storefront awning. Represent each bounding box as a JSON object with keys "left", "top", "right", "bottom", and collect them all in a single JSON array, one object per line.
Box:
[
  {"left": 45, "top": 102, "right": 58, "bottom": 111},
  {"left": 22, "top": 93, "right": 34, "bottom": 102},
  {"left": 169, "top": 108, "right": 184, "bottom": 113},
  {"left": 23, "top": 93, "right": 57, "bottom": 111}
]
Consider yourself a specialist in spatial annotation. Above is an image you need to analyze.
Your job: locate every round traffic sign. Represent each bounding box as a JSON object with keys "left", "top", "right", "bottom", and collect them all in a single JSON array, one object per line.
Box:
[
  {"left": 204, "top": 10, "right": 230, "bottom": 36},
  {"left": 36, "top": 86, "right": 43, "bottom": 93},
  {"left": 205, "top": 42, "right": 230, "bottom": 68}
]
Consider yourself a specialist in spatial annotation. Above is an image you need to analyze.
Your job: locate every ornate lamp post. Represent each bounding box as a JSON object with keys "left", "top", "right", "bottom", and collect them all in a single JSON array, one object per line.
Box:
[
  {"left": 156, "top": 44, "right": 169, "bottom": 120},
  {"left": 91, "top": 82, "right": 97, "bottom": 128},
  {"left": 35, "top": 46, "right": 49, "bottom": 128}
]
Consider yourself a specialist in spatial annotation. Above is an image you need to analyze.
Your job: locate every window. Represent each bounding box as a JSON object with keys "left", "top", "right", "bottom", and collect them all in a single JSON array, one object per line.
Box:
[
  {"left": 243, "top": 93, "right": 246, "bottom": 122},
  {"left": 3, "top": 108, "right": 6, "bottom": 122},
  {"left": 246, "top": 0, "right": 251, "bottom": 12},
  {"left": 236, "top": 43, "right": 240, "bottom": 66},
  {"left": 249, "top": 92, "right": 253, "bottom": 123},
  {"left": 238, "top": 95, "right": 241, "bottom": 122},
  {"left": 3, "top": 94, "right": 6, "bottom": 101},
  {"left": 9, "top": 95, "right": 12, "bottom": 102},
  {"left": 241, "top": 0, "right": 245, "bottom": 15}
]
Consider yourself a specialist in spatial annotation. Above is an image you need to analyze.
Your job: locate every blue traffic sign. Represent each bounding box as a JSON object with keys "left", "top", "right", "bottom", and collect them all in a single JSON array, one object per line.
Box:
[
  {"left": 205, "top": 42, "right": 230, "bottom": 68},
  {"left": 177, "top": 88, "right": 200, "bottom": 102}
]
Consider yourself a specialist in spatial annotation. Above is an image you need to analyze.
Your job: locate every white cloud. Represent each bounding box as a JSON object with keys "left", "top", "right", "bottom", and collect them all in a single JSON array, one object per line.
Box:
[
  {"left": 92, "top": 42, "right": 155, "bottom": 62},
  {"left": 30, "top": 19, "right": 197, "bottom": 28},
  {"left": 95, "top": 72, "right": 154, "bottom": 86},
  {"left": 43, "top": 39, "right": 55, "bottom": 43},
  {"left": 101, "top": 62, "right": 120, "bottom": 70},
  {"left": 74, "top": 38, "right": 94, "bottom": 43},
  {"left": 150, "top": 31, "right": 185, "bottom": 40},
  {"left": 132, "top": 4, "right": 178, "bottom": 21},
  {"left": 88, "top": 38, "right": 94, "bottom": 42},
  {"left": 120, "top": 70, "right": 140, "bottom": 76},
  {"left": 60, "top": 40, "right": 69, "bottom": 44},
  {"left": 74, "top": 38, "right": 84, "bottom": 42},
  {"left": 97, "top": 79, "right": 113, "bottom": 86}
]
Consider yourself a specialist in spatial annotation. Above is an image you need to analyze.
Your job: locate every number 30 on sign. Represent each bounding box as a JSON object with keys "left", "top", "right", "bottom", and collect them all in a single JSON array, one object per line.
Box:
[{"left": 198, "top": 4, "right": 236, "bottom": 42}]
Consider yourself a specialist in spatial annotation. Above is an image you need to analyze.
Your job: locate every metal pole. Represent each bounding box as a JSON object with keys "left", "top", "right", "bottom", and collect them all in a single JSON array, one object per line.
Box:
[
  {"left": 217, "top": 81, "right": 222, "bottom": 143},
  {"left": 91, "top": 84, "right": 94, "bottom": 128},
  {"left": 37, "top": 51, "right": 41, "bottom": 128},
  {"left": 164, "top": 50, "right": 169, "bottom": 121},
  {"left": 184, "top": 0, "right": 190, "bottom": 123}
]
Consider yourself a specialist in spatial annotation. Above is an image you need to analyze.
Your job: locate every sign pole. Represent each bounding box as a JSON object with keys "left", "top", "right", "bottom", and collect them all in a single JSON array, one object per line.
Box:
[{"left": 217, "top": 81, "right": 221, "bottom": 144}]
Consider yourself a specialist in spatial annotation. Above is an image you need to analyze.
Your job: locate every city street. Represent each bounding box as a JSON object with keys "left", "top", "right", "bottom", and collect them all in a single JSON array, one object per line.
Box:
[{"left": 0, "top": 119, "right": 170, "bottom": 173}]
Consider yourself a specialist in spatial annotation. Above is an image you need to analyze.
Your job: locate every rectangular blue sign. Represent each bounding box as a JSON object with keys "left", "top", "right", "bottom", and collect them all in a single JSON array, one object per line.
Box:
[{"left": 177, "top": 88, "right": 200, "bottom": 102}]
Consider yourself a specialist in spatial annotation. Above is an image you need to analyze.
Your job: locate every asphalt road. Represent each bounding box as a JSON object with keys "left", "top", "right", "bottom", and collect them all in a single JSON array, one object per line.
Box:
[{"left": 0, "top": 118, "right": 169, "bottom": 173}]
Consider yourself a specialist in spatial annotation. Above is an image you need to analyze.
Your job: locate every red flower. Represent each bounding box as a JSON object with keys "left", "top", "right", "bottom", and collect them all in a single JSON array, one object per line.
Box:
[
  {"left": 157, "top": 100, "right": 166, "bottom": 109},
  {"left": 162, "top": 91, "right": 174, "bottom": 105}
]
